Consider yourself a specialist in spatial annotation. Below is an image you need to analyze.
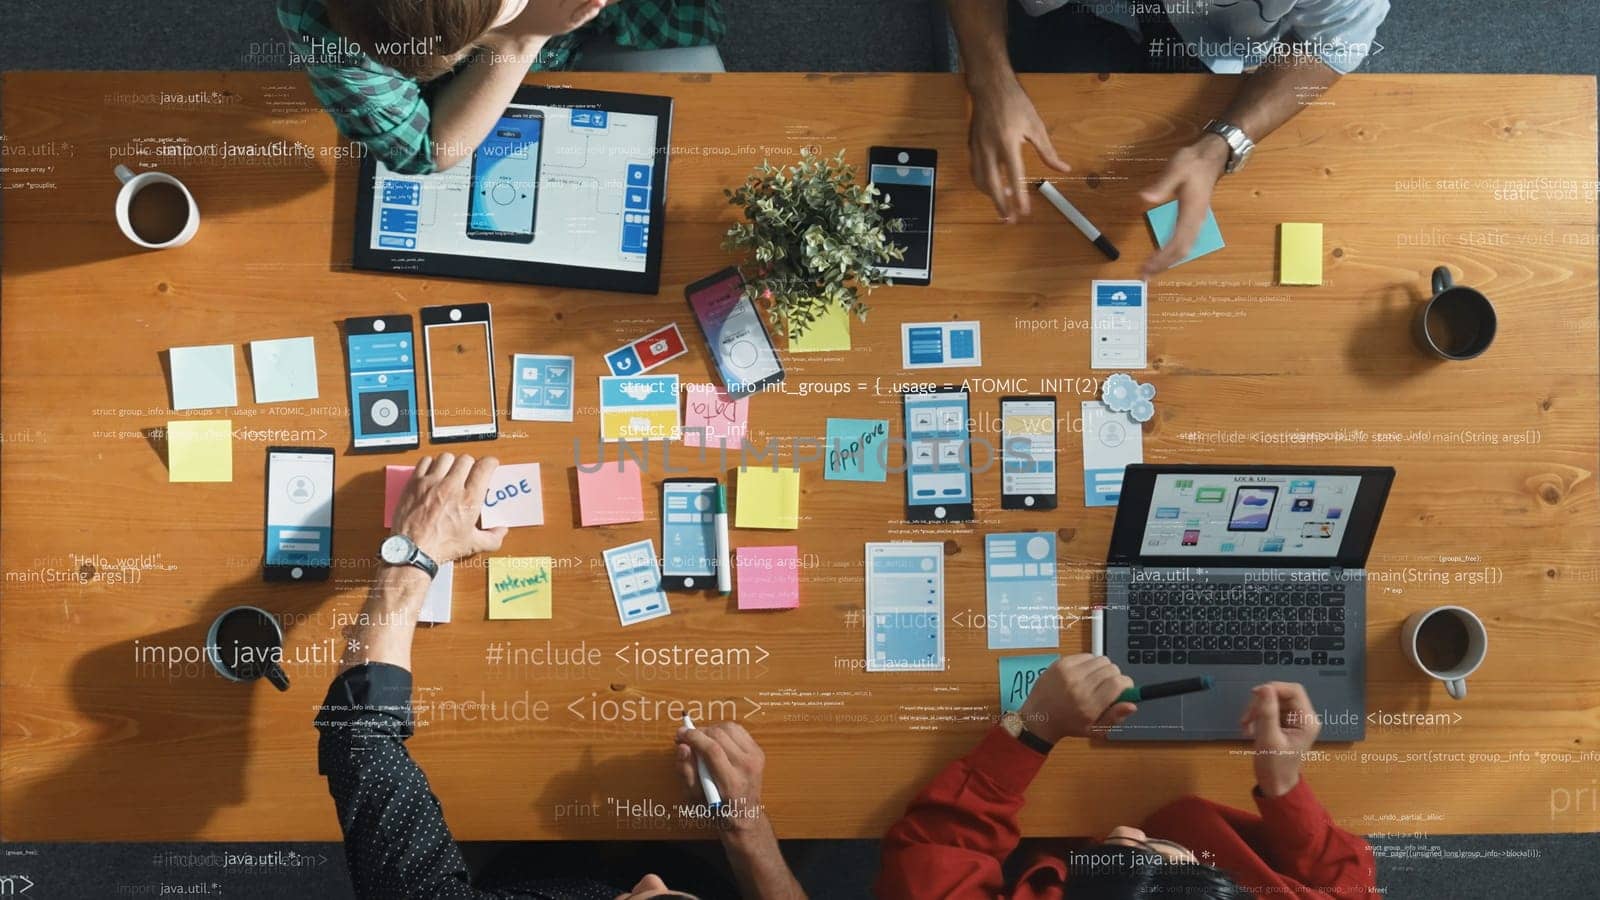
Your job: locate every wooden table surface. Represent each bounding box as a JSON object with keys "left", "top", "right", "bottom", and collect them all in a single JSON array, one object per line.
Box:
[{"left": 3, "top": 72, "right": 1598, "bottom": 842}]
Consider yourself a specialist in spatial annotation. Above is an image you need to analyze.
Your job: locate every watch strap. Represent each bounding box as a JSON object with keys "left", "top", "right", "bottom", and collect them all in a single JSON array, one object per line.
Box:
[
  {"left": 407, "top": 544, "right": 439, "bottom": 578},
  {"left": 1016, "top": 727, "right": 1055, "bottom": 755}
]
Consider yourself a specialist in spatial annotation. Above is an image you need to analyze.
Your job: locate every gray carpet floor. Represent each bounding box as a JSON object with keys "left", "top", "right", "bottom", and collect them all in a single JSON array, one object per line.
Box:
[{"left": 2, "top": 1, "right": 1597, "bottom": 898}]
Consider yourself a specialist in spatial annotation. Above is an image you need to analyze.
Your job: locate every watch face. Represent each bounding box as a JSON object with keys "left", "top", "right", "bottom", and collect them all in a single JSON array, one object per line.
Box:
[{"left": 380, "top": 534, "right": 411, "bottom": 564}]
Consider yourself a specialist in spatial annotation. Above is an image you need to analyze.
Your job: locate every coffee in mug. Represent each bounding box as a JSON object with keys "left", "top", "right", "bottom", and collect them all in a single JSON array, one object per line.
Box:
[
  {"left": 113, "top": 164, "right": 199, "bottom": 249},
  {"left": 1413, "top": 267, "right": 1497, "bottom": 360},
  {"left": 205, "top": 605, "right": 290, "bottom": 691},
  {"left": 1400, "top": 605, "right": 1486, "bottom": 700}
]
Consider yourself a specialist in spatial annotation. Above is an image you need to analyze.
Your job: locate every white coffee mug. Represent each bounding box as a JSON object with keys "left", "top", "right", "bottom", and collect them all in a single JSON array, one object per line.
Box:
[
  {"left": 113, "top": 164, "right": 199, "bottom": 249},
  {"left": 1400, "top": 605, "right": 1487, "bottom": 700}
]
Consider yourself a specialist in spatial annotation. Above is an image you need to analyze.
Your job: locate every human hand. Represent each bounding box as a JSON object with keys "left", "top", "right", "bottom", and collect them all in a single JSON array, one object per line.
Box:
[
  {"left": 1137, "top": 135, "right": 1230, "bottom": 278},
  {"left": 676, "top": 721, "right": 768, "bottom": 833},
  {"left": 1017, "top": 653, "right": 1138, "bottom": 744},
  {"left": 496, "top": 0, "right": 611, "bottom": 43},
  {"left": 967, "top": 75, "right": 1071, "bottom": 222},
  {"left": 1241, "top": 681, "right": 1321, "bottom": 797},
  {"left": 390, "top": 453, "right": 508, "bottom": 564}
]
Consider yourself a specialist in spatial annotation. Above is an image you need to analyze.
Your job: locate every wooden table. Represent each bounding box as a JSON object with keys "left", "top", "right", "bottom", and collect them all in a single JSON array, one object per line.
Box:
[{"left": 3, "top": 72, "right": 1597, "bottom": 842}]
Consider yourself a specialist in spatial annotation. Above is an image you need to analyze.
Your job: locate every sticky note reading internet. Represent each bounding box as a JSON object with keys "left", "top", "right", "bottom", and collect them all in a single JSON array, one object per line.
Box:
[
  {"left": 167, "top": 419, "right": 233, "bottom": 482},
  {"left": 736, "top": 546, "right": 800, "bottom": 609},
  {"left": 1279, "top": 222, "right": 1324, "bottom": 285},
  {"left": 787, "top": 305, "right": 852, "bottom": 353},
  {"left": 736, "top": 467, "right": 800, "bottom": 529},
  {"left": 999, "top": 653, "right": 1059, "bottom": 714},
  {"left": 488, "top": 557, "right": 552, "bottom": 619}
]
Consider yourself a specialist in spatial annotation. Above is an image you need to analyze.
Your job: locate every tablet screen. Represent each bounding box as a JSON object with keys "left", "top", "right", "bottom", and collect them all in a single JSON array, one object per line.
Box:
[{"left": 367, "top": 103, "right": 659, "bottom": 274}]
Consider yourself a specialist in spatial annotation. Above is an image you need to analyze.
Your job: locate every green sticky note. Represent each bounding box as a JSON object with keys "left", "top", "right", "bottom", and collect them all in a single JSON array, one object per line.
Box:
[
  {"left": 488, "top": 557, "right": 552, "bottom": 619},
  {"left": 167, "top": 419, "right": 232, "bottom": 482},
  {"left": 1145, "top": 200, "right": 1225, "bottom": 266},
  {"left": 787, "top": 306, "right": 851, "bottom": 353},
  {"left": 1279, "top": 222, "right": 1323, "bottom": 285},
  {"left": 999, "top": 653, "right": 1059, "bottom": 713},
  {"left": 736, "top": 467, "right": 800, "bottom": 529},
  {"left": 825, "top": 418, "right": 889, "bottom": 482}
]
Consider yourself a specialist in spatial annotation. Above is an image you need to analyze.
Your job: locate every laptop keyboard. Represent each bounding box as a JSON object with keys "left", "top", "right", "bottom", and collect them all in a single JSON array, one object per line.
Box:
[{"left": 1123, "top": 581, "right": 1347, "bottom": 668}]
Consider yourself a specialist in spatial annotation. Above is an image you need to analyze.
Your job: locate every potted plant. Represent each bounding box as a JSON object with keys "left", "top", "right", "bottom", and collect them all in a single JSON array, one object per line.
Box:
[{"left": 722, "top": 147, "right": 903, "bottom": 341}]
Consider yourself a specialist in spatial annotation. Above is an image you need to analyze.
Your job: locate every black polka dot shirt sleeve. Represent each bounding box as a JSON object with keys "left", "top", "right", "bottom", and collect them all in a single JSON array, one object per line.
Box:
[{"left": 315, "top": 662, "right": 508, "bottom": 899}]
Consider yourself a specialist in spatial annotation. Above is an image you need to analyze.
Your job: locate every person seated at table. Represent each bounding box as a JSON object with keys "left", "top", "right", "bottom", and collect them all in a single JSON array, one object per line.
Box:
[
  {"left": 876, "top": 654, "right": 1378, "bottom": 899},
  {"left": 945, "top": 0, "right": 1391, "bottom": 276},
  {"left": 277, "top": 0, "right": 726, "bottom": 174},
  {"left": 317, "top": 452, "right": 806, "bottom": 899}
]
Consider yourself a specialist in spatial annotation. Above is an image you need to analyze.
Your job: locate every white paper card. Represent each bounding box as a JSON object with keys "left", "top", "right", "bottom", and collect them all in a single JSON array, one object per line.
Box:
[{"left": 1090, "top": 280, "right": 1147, "bottom": 370}]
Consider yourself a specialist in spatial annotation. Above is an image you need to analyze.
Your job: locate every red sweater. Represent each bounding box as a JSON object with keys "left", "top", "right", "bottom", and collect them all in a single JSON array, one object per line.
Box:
[{"left": 877, "top": 726, "right": 1378, "bottom": 899}]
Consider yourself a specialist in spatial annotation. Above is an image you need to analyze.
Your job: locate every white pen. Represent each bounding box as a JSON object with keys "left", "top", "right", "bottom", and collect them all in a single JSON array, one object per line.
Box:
[
  {"left": 681, "top": 715, "right": 723, "bottom": 808},
  {"left": 1038, "top": 180, "right": 1120, "bottom": 261},
  {"left": 714, "top": 484, "right": 732, "bottom": 595},
  {"left": 1091, "top": 605, "right": 1106, "bottom": 657}
]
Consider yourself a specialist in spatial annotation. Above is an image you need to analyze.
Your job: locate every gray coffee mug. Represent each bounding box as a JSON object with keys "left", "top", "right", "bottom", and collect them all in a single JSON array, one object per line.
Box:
[
  {"left": 205, "top": 605, "right": 290, "bottom": 691},
  {"left": 1413, "top": 267, "right": 1497, "bottom": 360}
]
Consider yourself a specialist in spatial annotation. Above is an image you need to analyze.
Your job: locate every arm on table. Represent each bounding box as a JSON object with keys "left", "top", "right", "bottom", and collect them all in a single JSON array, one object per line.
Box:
[{"left": 675, "top": 722, "right": 807, "bottom": 900}]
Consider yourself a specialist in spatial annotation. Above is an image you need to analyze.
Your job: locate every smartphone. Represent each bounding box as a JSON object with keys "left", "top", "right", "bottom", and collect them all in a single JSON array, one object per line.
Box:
[
  {"left": 684, "top": 267, "right": 784, "bottom": 395},
  {"left": 902, "top": 386, "right": 973, "bottom": 522},
  {"left": 264, "top": 446, "right": 334, "bottom": 582},
  {"left": 421, "top": 303, "right": 498, "bottom": 443},
  {"left": 868, "top": 146, "right": 937, "bottom": 285},
  {"left": 660, "top": 477, "right": 720, "bottom": 591},
  {"left": 344, "top": 315, "right": 419, "bottom": 451},
  {"left": 1000, "top": 395, "right": 1058, "bottom": 510},
  {"left": 467, "top": 108, "right": 543, "bottom": 243}
]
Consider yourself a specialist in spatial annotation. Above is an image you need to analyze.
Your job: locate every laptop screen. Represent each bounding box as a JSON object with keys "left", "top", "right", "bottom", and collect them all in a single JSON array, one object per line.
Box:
[{"left": 1138, "top": 472, "right": 1367, "bottom": 559}]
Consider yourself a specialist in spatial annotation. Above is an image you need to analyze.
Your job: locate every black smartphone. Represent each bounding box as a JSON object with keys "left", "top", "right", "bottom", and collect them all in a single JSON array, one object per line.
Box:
[
  {"left": 660, "top": 477, "right": 721, "bottom": 591},
  {"left": 344, "top": 315, "right": 420, "bottom": 452},
  {"left": 263, "top": 446, "right": 334, "bottom": 582},
  {"left": 902, "top": 385, "right": 973, "bottom": 522},
  {"left": 1000, "top": 395, "right": 1058, "bottom": 510},
  {"left": 685, "top": 267, "right": 784, "bottom": 395},
  {"left": 868, "top": 146, "right": 937, "bottom": 286},
  {"left": 421, "top": 303, "right": 498, "bottom": 444},
  {"left": 467, "top": 108, "right": 544, "bottom": 243}
]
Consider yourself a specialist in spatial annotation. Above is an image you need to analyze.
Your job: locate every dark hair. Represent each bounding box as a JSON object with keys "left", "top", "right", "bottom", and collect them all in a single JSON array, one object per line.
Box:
[
  {"left": 326, "top": 0, "right": 502, "bottom": 80},
  {"left": 1066, "top": 844, "right": 1253, "bottom": 899}
]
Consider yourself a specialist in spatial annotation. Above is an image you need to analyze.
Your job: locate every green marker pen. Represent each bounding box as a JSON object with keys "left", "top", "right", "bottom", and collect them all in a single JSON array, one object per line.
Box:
[{"left": 1118, "top": 675, "right": 1214, "bottom": 704}]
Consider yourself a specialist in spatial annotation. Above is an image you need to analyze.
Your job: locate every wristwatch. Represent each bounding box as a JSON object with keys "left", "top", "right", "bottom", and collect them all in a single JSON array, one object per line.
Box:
[
  {"left": 379, "top": 533, "right": 439, "bottom": 579},
  {"left": 1000, "top": 711, "right": 1055, "bottom": 755},
  {"left": 1202, "top": 119, "right": 1255, "bottom": 174}
]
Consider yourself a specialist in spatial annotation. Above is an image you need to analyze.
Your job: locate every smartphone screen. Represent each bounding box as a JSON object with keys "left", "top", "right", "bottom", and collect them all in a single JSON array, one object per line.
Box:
[
  {"left": 346, "top": 316, "right": 419, "bottom": 450},
  {"left": 1001, "top": 396, "right": 1057, "bottom": 509},
  {"left": 661, "top": 479, "right": 719, "bottom": 590},
  {"left": 685, "top": 267, "right": 783, "bottom": 395},
  {"left": 264, "top": 447, "right": 334, "bottom": 581},
  {"left": 1228, "top": 486, "right": 1279, "bottom": 532},
  {"left": 468, "top": 108, "right": 543, "bottom": 243},
  {"left": 422, "top": 304, "right": 497, "bottom": 442},
  {"left": 870, "top": 147, "right": 936, "bottom": 284},
  {"left": 903, "top": 387, "right": 972, "bottom": 522}
]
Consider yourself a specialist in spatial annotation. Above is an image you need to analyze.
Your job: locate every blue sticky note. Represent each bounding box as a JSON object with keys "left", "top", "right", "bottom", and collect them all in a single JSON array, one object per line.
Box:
[
  {"left": 999, "top": 653, "right": 1059, "bottom": 713},
  {"left": 249, "top": 336, "right": 319, "bottom": 403},
  {"left": 1145, "top": 200, "right": 1225, "bottom": 266},
  {"left": 169, "top": 344, "right": 238, "bottom": 411},
  {"left": 984, "top": 533, "right": 1060, "bottom": 650},
  {"left": 825, "top": 418, "right": 889, "bottom": 482}
]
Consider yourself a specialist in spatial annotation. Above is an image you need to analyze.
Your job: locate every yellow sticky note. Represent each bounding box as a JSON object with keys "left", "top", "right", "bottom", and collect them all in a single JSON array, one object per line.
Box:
[
  {"left": 736, "top": 467, "right": 800, "bottom": 529},
  {"left": 488, "top": 557, "right": 552, "bottom": 619},
  {"left": 1280, "top": 223, "right": 1323, "bottom": 285},
  {"left": 787, "top": 306, "right": 851, "bottom": 353},
  {"left": 167, "top": 419, "right": 232, "bottom": 482}
]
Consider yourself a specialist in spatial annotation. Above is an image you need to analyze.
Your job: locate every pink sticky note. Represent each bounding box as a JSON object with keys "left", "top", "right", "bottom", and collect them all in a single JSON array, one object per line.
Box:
[
  {"left": 682, "top": 383, "right": 749, "bottom": 449},
  {"left": 383, "top": 465, "right": 415, "bottom": 528},
  {"left": 480, "top": 463, "right": 544, "bottom": 529},
  {"left": 577, "top": 459, "right": 644, "bottom": 526},
  {"left": 736, "top": 546, "right": 800, "bottom": 610}
]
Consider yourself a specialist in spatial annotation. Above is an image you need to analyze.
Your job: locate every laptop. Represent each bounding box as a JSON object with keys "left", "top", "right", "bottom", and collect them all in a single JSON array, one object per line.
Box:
[{"left": 1104, "top": 464, "right": 1395, "bottom": 742}]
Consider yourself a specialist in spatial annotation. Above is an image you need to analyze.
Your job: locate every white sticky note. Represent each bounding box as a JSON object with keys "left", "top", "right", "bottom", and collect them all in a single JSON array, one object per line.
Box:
[
  {"left": 419, "top": 561, "right": 454, "bottom": 623},
  {"left": 480, "top": 463, "right": 543, "bottom": 529},
  {"left": 249, "top": 336, "right": 319, "bottom": 403},
  {"left": 170, "top": 344, "right": 238, "bottom": 411},
  {"left": 1090, "top": 280, "right": 1147, "bottom": 370},
  {"left": 1081, "top": 401, "right": 1142, "bottom": 507}
]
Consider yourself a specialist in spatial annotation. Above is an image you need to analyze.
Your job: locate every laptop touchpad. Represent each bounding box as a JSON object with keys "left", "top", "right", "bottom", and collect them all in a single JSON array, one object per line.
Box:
[{"left": 1181, "top": 681, "right": 1256, "bottom": 737}]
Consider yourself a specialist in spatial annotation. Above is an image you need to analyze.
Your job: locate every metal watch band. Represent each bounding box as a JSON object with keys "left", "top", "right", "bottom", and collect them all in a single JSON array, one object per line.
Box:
[{"left": 1203, "top": 119, "right": 1254, "bottom": 174}]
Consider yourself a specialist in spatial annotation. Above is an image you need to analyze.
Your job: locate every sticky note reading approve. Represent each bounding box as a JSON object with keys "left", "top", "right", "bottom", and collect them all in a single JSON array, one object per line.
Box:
[
  {"left": 488, "top": 557, "right": 552, "bottom": 619},
  {"left": 167, "top": 419, "right": 233, "bottom": 482},
  {"left": 1279, "top": 222, "right": 1323, "bottom": 285},
  {"left": 999, "top": 653, "right": 1059, "bottom": 714},
  {"left": 736, "top": 467, "right": 800, "bottom": 529},
  {"left": 825, "top": 418, "right": 889, "bottom": 482}
]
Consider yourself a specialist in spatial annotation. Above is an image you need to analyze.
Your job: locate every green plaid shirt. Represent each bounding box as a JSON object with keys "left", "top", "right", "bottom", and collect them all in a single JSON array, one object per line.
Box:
[{"left": 278, "top": 0, "right": 724, "bottom": 174}]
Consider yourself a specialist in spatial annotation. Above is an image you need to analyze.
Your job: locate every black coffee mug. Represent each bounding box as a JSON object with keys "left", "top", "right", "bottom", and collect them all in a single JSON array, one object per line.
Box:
[
  {"left": 1414, "top": 266, "right": 1497, "bottom": 360},
  {"left": 205, "top": 605, "right": 290, "bottom": 691}
]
